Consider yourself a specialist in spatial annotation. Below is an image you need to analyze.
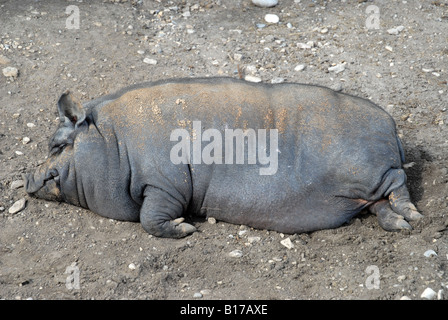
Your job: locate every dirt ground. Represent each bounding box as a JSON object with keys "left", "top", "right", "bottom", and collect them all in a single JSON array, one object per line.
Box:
[{"left": 1, "top": 0, "right": 447, "bottom": 301}]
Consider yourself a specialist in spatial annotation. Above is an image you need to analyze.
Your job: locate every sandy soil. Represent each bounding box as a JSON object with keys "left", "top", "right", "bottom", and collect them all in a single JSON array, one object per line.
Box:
[{"left": 1, "top": 0, "right": 447, "bottom": 300}]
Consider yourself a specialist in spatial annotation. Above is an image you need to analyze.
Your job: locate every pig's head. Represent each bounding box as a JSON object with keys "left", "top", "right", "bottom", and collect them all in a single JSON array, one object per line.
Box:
[{"left": 24, "top": 91, "right": 87, "bottom": 205}]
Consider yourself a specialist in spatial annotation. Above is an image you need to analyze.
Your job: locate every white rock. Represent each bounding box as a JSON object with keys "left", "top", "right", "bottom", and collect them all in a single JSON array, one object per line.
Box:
[
  {"left": 26, "top": 123, "right": 35, "bottom": 128},
  {"left": 2, "top": 66, "right": 18, "bottom": 78},
  {"left": 247, "top": 236, "right": 261, "bottom": 243},
  {"left": 437, "top": 289, "right": 444, "bottom": 300},
  {"left": 387, "top": 28, "right": 399, "bottom": 35},
  {"left": 9, "top": 198, "right": 26, "bottom": 214},
  {"left": 229, "top": 250, "right": 243, "bottom": 258},
  {"left": 264, "top": 14, "right": 279, "bottom": 24},
  {"left": 423, "top": 249, "right": 437, "bottom": 257},
  {"left": 193, "top": 292, "right": 203, "bottom": 298},
  {"left": 0, "top": 55, "right": 11, "bottom": 65},
  {"left": 294, "top": 64, "right": 306, "bottom": 71},
  {"left": 128, "top": 263, "right": 136, "bottom": 270},
  {"left": 320, "top": 27, "right": 329, "bottom": 34},
  {"left": 280, "top": 237, "right": 294, "bottom": 249},
  {"left": 296, "top": 42, "right": 311, "bottom": 49},
  {"left": 396, "top": 26, "right": 405, "bottom": 32},
  {"left": 421, "top": 287, "right": 437, "bottom": 300},
  {"left": 385, "top": 45, "right": 393, "bottom": 52},
  {"left": 244, "top": 75, "right": 262, "bottom": 83},
  {"left": 252, "top": 0, "right": 278, "bottom": 8},
  {"left": 10, "top": 180, "right": 24, "bottom": 190},
  {"left": 207, "top": 217, "right": 216, "bottom": 224},
  {"left": 143, "top": 58, "right": 157, "bottom": 65},
  {"left": 22, "top": 137, "right": 30, "bottom": 144},
  {"left": 271, "top": 77, "right": 285, "bottom": 84},
  {"left": 328, "top": 63, "right": 345, "bottom": 74},
  {"left": 400, "top": 296, "right": 412, "bottom": 300}
]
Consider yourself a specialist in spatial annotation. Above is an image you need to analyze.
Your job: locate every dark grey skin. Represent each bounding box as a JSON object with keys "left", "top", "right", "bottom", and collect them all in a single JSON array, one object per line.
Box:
[{"left": 24, "top": 77, "right": 422, "bottom": 238}]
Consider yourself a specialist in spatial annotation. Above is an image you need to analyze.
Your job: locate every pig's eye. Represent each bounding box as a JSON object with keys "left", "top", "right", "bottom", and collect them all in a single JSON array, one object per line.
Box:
[{"left": 49, "top": 143, "right": 67, "bottom": 156}]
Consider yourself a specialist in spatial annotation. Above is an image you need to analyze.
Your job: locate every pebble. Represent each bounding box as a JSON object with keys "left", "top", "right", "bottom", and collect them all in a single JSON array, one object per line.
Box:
[
  {"left": 128, "top": 263, "right": 136, "bottom": 270},
  {"left": 387, "top": 26, "right": 405, "bottom": 35},
  {"left": 264, "top": 14, "right": 280, "bottom": 24},
  {"left": 280, "top": 237, "right": 294, "bottom": 249},
  {"left": 328, "top": 63, "right": 345, "bottom": 74},
  {"left": 420, "top": 287, "right": 437, "bottom": 300},
  {"left": 247, "top": 236, "right": 261, "bottom": 244},
  {"left": 26, "top": 123, "right": 35, "bottom": 128},
  {"left": 22, "top": 137, "right": 31, "bottom": 144},
  {"left": 0, "top": 55, "right": 11, "bottom": 65},
  {"left": 252, "top": 0, "right": 278, "bottom": 8},
  {"left": 385, "top": 45, "right": 393, "bottom": 52},
  {"left": 271, "top": 77, "right": 285, "bottom": 84},
  {"left": 143, "top": 58, "right": 157, "bottom": 65},
  {"left": 400, "top": 296, "right": 412, "bottom": 300},
  {"left": 296, "top": 42, "right": 312, "bottom": 49},
  {"left": 244, "top": 75, "right": 262, "bottom": 83},
  {"left": 423, "top": 249, "right": 437, "bottom": 257},
  {"left": 2, "top": 66, "right": 19, "bottom": 78},
  {"left": 193, "top": 292, "right": 203, "bottom": 298},
  {"left": 229, "top": 250, "right": 243, "bottom": 258},
  {"left": 320, "top": 27, "right": 329, "bottom": 34},
  {"left": 294, "top": 64, "right": 306, "bottom": 71},
  {"left": 10, "top": 180, "right": 24, "bottom": 190},
  {"left": 9, "top": 198, "right": 26, "bottom": 214},
  {"left": 207, "top": 217, "right": 216, "bottom": 224}
]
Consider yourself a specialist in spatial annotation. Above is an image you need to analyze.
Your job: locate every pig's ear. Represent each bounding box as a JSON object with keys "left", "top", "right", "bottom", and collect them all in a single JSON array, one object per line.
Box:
[{"left": 57, "top": 90, "right": 86, "bottom": 128}]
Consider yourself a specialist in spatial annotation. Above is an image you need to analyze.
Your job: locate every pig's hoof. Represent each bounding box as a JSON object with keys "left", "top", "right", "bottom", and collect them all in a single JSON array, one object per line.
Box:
[{"left": 170, "top": 217, "right": 197, "bottom": 237}]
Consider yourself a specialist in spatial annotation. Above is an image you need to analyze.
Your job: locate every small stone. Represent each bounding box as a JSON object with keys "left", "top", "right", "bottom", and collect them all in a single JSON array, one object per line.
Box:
[
  {"left": 10, "top": 180, "right": 24, "bottom": 190},
  {"left": 207, "top": 217, "right": 216, "bottom": 224},
  {"left": 422, "top": 68, "right": 434, "bottom": 73},
  {"left": 26, "top": 123, "right": 35, "bottom": 128},
  {"left": 15, "top": 151, "right": 23, "bottom": 156},
  {"left": 320, "top": 27, "right": 329, "bottom": 34},
  {"left": 0, "top": 55, "right": 11, "bottom": 65},
  {"left": 328, "top": 63, "right": 345, "bottom": 74},
  {"left": 137, "top": 50, "right": 145, "bottom": 55},
  {"left": 264, "top": 14, "right": 279, "bottom": 24},
  {"left": 22, "top": 137, "right": 30, "bottom": 144},
  {"left": 193, "top": 292, "right": 203, "bottom": 298},
  {"left": 229, "top": 250, "right": 243, "bottom": 258},
  {"left": 423, "top": 249, "right": 437, "bottom": 257},
  {"left": 294, "top": 64, "right": 306, "bottom": 71},
  {"left": 387, "top": 28, "right": 399, "bottom": 35},
  {"left": 143, "top": 58, "right": 157, "bottom": 65},
  {"left": 128, "top": 263, "right": 136, "bottom": 270},
  {"left": 280, "top": 237, "right": 294, "bottom": 249},
  {"left": 296, "top": 42, "right": 311, "bottom": 49},
  {"left": 252, "top": 0, "right": 278, "bottom": 8},
  {"left": 385, "top": 45, "right": 393, "bottom": 52},
  {"left": 9, "top": 198, "right": 26, "bottom": 214},
  {"left": 271, "top": 77, "right": 285, "bottom": 84},
  {"left": 438, "top": 289, "right": 444, "bottom": 300},
  {"left": 400, "top": 296, "right": 411, "bottom": 300},
  {"left": 244, "top": 75, "right": 262, "bottom": 83},
  {"left": 247, "top": 236, "right": 261, "bottom": 243},
  {"left": 256, "top": 23, "right": 266, "bottom": 29},
  {"left": 233, "top": 53, "right": 243, "bottom": 61},
  {"left": 200, "top": 289, "right": 211, "bottom": 296},
  {"left": 2, "top": 66, "right": 18, "bottom": 78},
  {"left": 421, "top": 287, "right": 437, "bottom": 300}
]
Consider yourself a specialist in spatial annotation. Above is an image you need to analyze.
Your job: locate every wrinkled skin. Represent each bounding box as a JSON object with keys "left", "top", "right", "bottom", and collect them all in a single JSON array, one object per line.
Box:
[{"left": 25, "top": 77, "right": 422, "bottom": 238}]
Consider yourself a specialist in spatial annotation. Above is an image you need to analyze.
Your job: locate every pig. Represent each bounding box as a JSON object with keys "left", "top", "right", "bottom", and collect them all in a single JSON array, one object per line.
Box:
[{"left": 25, "top": 77, "right": 422, "bottom": 238}]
